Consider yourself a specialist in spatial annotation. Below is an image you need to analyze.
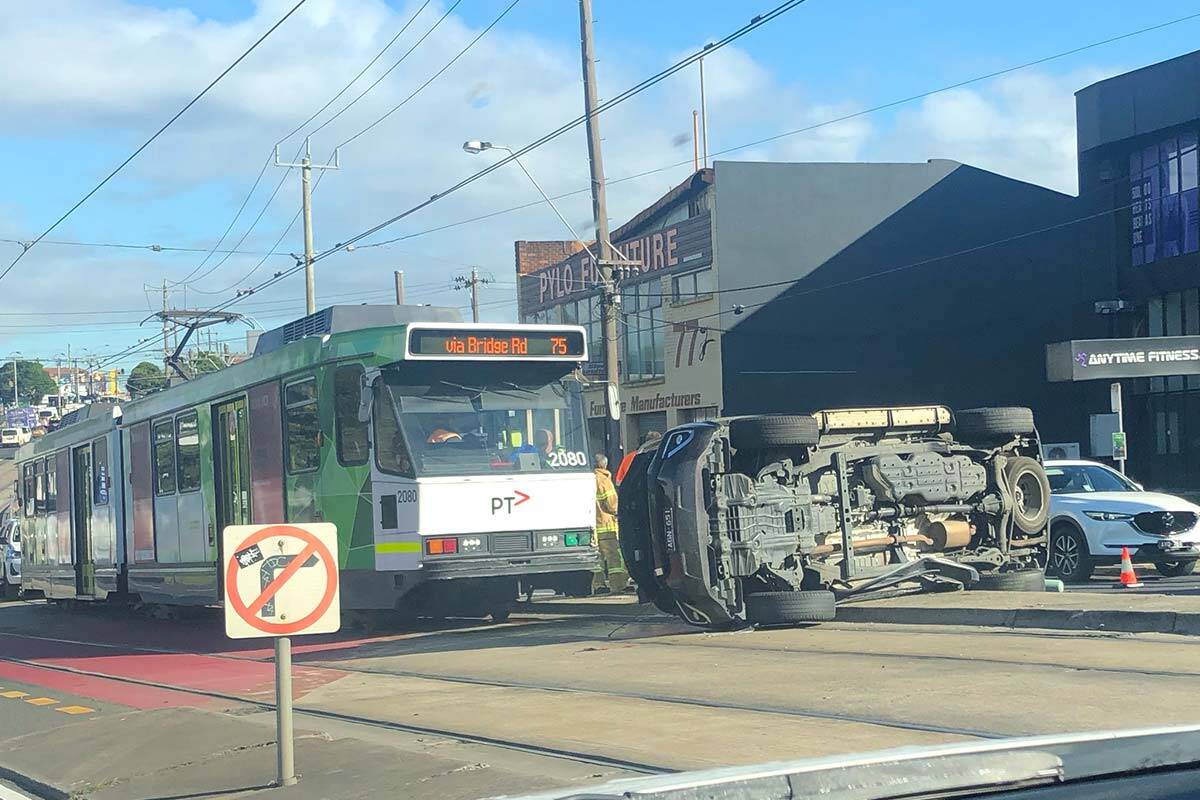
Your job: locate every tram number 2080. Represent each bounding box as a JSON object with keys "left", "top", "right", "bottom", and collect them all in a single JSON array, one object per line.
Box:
[{"left": 547, "top": 450, "right": 587, "bottom": 468}]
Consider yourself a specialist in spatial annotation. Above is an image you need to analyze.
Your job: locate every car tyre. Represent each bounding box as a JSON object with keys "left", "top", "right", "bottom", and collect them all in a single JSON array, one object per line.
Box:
[
  {"left": 1048, "top": 523, "right": 1093, "bottom": 583},
  {"left": 729, "top": 415, "right": 820, "bottom": 449},
  {"left": 975, "top": 569, "right": 1046, "bottom": 592},
  {"left": 955, "top": 407, "right": 1036, "bottom": 440},
  {"left": 1155, "top": 560, "right": 1197, "bottom": 578},
  {"left": 744, "top": 590, "right": 835, "bottom": 625},
  {"left": 1006, "top": 456, "right": 1051, "bottom": 534}
]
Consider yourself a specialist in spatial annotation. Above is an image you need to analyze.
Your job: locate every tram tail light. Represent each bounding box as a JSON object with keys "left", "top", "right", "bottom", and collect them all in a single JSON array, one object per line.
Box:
[{"left": 426, "top": 537, "right": 458, "bottom": 555}]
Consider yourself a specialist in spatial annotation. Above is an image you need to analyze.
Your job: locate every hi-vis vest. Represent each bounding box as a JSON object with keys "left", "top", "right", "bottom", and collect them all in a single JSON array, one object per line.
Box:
[{"left": 595, "top": 468, "right": 618, "bottom": 534}]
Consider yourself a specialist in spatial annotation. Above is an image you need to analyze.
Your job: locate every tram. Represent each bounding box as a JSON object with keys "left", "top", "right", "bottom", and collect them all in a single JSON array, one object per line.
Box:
[{"left": 14, "top": 306, "right": 598, "bottom": 618}]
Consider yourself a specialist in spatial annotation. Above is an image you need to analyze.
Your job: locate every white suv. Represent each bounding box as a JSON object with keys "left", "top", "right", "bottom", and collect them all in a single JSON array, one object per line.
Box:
[
  {"left": 1046, "top": 459, "right": 1200, "bottom": 582},
  {"left": 0, "top": 519, "right": 20, "bottom": 597}
]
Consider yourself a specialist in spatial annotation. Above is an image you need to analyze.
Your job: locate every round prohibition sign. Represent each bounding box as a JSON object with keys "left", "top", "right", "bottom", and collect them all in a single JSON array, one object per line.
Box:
[{"left": 225, "top": 524, "right": 339, "bottom": 636}]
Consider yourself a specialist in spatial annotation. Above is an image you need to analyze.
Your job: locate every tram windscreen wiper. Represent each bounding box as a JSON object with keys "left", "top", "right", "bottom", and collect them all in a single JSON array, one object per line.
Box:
[{"left": 436, "top": 380, "right": 530, "bottom": 402}]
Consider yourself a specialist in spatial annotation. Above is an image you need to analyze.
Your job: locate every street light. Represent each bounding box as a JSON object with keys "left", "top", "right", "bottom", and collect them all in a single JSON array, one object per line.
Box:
[{"left": 462, "top": 140, "right": 601, "bottom": 264}]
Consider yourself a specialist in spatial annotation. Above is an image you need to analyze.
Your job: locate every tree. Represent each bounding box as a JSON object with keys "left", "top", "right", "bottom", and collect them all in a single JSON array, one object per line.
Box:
[
  {"left": 127, "top": 362, "right": 167, "bottom": 398},
  {"left": 0, "top": 361, "right": 56, "bottom": 407},
  {"left": 188, "top": 351, "right": 226, "bottom": 375}
]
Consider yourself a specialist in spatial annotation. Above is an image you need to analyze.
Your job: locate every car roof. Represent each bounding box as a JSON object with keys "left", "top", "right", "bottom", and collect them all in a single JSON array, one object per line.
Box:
[{"left": 1043, "top": 459, "right": 1111, "bottom": 468}]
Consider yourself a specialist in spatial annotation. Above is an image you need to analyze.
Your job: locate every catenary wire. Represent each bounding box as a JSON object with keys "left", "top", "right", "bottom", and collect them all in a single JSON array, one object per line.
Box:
[
  {"left": 359, "top": 8, "right": 1200, "bottom": 254},
  {"left": 0, "top": 0, "right": 309, "bottom": 285}
]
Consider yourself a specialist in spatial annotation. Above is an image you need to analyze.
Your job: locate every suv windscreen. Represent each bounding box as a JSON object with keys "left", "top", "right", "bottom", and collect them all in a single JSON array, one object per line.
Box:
[{"left": 1046, "top": 464, "right": 1139, "bottom": 494}]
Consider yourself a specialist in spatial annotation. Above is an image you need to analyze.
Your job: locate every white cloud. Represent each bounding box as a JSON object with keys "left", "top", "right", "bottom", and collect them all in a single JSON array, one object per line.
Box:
[{"left": 0, "top": 0, "right": 1121, "bottom": 361}]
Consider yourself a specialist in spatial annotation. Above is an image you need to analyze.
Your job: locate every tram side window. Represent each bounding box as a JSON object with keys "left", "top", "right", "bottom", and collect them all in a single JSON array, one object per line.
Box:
[
  {"left": 21, "top": 463, "right": 34, "bottom": 517},
  {"left": 33, "top": 459, "right": 45, "bottom": 514},
  {"left": 334, "top": 365, "right": 369, "bottom": 467},
  {"left": 175, "top": 412, "right": 201, "bottom": 493},
  {"left": 285, "top": 377, "right": 320, "bottom": 473},
  {"left": 153, "top": 420, "right": 177, "bottom": 496},
  {"left": 45, "top": 456, "right": 56, "bottom": 514},
  {"left": 92, "top": 438, "right": 110, "bottom": 505}
]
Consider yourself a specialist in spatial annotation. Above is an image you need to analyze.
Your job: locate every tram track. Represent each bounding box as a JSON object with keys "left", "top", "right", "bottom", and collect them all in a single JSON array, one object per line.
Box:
[
  {"left": 0, "top": 629, "right": 1007, "bottom": 741},
  {"left": 0, "top": 654, "right": 673, "bottom": 777}
]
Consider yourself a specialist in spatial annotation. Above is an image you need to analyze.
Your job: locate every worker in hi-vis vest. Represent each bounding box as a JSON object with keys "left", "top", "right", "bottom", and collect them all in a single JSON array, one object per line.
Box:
[{"left": 592, "top": 453, "right": 628, "bottom": 593}]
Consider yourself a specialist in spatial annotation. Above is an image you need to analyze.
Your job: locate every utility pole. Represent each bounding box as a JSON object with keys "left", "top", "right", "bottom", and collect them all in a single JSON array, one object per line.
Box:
[
  {"left": 453, "top": 267, "right": 492, "bottom": 322},
  {"left": 699, "top": 56, "right": 710, "bottom": 168},
  {"left": 579, "top": 0, "right": 624, "bottom": 460},
  {"left": 275, "top": 139, "right": 341, "bottom": 315},
  {"left": 162, "top": 281, "right": 171, "bottom": 377},
  {"left": 394, "top": 270, "right": 405, "bottom": 304}
]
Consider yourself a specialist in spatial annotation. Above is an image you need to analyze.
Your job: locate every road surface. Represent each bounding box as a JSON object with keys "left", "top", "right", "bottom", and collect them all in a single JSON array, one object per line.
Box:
[{"left": 1, "top": 597, "right": 1199, "bottom": 799}]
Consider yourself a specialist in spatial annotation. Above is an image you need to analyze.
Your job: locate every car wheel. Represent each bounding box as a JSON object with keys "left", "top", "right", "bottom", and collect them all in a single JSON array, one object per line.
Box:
[
  {"left": 975, "top": 569, "right": 1045, "bottom": 591},
  {"left": 1049, "top": 523, "right": 1093, "bottom": 583},
  {"left": 729, "top": 415, "right": 820, "bottom": 449},
  {"left": 1006, "top": 456, "right": 1051, "bottom": 534},
  {"left": 1155, "top": 560, "right": 1197, "bottom": 578},
  {"left": 955, "top": 407, "right": 1036, "bottom": 440},
  {"left": 744, "top": 590, "right": 835, "bottom": 625}
]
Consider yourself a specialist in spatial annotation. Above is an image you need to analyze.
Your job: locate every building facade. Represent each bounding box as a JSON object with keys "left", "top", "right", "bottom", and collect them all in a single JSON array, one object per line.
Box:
[
  {"left": 516, "top": 160, "right": 1105, "bottom": 453},
  {"left": 1077, "top": 50, "right": 1200, "bottom": 491}
]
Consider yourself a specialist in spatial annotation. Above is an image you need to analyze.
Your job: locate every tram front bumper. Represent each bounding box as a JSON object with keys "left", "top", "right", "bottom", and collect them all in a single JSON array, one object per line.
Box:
[{"left": 422, "top": 549, "right": 598, "bottom": 580}]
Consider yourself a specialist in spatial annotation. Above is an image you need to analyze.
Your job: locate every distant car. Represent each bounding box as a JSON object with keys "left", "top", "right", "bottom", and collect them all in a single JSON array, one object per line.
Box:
[
  {"left": 30, "top": 426, "right": 46, "bottom": 439},
  {"left": 0, "top": 427, "right": 29, "bottom": 447},
  {"left": 1046, "top": 459, "right": 1200, "bottom": 581},
  {"left": 0, "top": 519, "right": 20, "bottom": 597}
]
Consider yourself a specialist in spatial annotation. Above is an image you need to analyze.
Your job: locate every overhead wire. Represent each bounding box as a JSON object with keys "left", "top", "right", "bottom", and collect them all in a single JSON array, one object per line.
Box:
[
  {"left": 0, "top": 0, "right": 309, "bottom": 285},
  {"left": 173, "top": 0, "right": 437, "bottom": 291},
  {"left": 360, "top": 8, "right": 1200, "bottom": 255}
]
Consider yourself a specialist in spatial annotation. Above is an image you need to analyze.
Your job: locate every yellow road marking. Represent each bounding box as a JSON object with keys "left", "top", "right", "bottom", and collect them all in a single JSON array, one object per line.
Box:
[
  {"left": 25, "top": 697, "right": 58, "bottom": 706},
  {"left": 56, "top": 705, "right": 95, "bottom": 715},
  {"left": 0, "top": 690, "right": 29, "bottom": 698}
]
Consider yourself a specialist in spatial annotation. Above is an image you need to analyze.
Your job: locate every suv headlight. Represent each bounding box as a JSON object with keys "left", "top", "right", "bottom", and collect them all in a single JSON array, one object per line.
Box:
[{"left": 1084, "top": 511, "right": 1134, "bottom": 522}]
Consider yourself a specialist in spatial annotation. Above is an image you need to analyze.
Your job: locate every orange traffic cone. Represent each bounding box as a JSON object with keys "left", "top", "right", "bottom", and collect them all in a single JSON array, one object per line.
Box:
[{"left": 1116, "top": 546, "right": 1143, "bottom": 588}]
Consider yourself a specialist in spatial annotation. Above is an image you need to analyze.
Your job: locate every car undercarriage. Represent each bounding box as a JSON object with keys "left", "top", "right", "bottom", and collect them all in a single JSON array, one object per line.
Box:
[{"left": 618, "top": 406, "right": 1051, "bottom": 628}]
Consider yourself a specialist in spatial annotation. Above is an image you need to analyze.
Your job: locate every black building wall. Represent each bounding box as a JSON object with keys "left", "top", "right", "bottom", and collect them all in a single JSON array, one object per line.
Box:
[{"left": 716, "top": 161, "right": 1110, "bottom": 447}]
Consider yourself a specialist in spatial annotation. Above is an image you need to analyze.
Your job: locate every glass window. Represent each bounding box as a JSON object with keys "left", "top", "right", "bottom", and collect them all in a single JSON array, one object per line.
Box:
[
  {"left": 175, "top": 413, "right": 200, "bottom": 493},
  {"left": 1045, "top": 464, "right": 1138, "bottom": 494},
  {"left": 34, "top": 459, "right": 45, "bottom": 514},
  {"left": 45, "top": 456, "right": 56, "bottom": 514},
  {"left": 335, "top": 365, "right": 369, "bottom": 467},
  {"left": 1149, "top": 295, "right": 1165, "bottom": 394},
  {"left": 375, "top": 373, "right": 590, "bottom": 477},
  {"left": 285, "top": 377, "right": 321, "bottom": 473},
  {"left": 21, "top": 463, "right": 34, "bottom": 517},
  {"left": 92, "top": 437, "right": 110, "bottom": 505},
  {"left": 373, "top": 381, "right": 414, "bottom": 477},
  {"left": 153, "top": 420, "right": 176, "bottom": 496}
]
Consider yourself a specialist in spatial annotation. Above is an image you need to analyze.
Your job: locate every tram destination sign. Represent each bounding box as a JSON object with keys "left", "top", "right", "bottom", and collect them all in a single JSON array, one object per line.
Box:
[
  {"left": 407, "top": 325, "right": 587, "bottom": 361},
  {"left": 1047, "top": 335, "right": 1200, "bottom": 381}
]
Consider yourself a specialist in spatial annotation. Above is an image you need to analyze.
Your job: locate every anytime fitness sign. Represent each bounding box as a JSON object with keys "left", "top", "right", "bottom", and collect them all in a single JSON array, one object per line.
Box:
[{"left": 1047, "top": 336, "right": 1200, "bottom": 381}]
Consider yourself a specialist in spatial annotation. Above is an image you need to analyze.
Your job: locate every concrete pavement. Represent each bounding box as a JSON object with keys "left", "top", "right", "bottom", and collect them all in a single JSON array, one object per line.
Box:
[{"left": 4, "top": 592, "right": 1200, "bottom": 799}]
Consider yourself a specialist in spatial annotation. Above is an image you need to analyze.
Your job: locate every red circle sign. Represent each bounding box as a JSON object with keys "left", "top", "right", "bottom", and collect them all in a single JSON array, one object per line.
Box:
[{"left": 225, "top": 524, "right": 339, "bottom": 636}]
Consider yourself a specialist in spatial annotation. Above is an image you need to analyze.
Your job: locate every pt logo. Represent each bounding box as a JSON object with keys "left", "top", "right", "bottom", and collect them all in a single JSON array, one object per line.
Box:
[
  {"left": 491, "top": 490, "right": 531, "bottom": 515},
  {"left": 258, "top": 552, "right": 318, "bottom": 618}
]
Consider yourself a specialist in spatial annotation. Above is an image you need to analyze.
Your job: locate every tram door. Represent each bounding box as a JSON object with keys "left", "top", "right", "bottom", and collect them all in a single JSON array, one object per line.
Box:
[
  {"left": 71, "top": 445, "right": 94, "bottom": 596},
  {"left": 213, "top": 398, "right": 251, "bottom": 593}
]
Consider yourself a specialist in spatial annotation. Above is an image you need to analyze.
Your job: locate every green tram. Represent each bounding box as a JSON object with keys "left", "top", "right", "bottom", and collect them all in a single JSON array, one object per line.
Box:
[{"left": 15, "top": 306, "right": 598, "bottom": 618}]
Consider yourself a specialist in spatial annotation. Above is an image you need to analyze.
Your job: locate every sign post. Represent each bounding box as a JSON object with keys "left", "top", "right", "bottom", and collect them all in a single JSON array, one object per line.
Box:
[
  {"left": 223, "top": 523, "right": 341, "bottom": 788},
  {"left": 1110, "top": 382, "right": 1127, "bottom": 474}
]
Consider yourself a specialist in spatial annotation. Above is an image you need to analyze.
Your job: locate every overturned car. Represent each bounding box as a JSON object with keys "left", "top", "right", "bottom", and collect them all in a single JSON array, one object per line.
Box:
[{"left": 618, "top": 406, "right": 1050, "bottom": 628}]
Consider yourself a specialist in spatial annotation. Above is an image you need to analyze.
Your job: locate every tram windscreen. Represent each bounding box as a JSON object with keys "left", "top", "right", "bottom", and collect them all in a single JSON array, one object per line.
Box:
[{"left": 373, "top": 371, "right": 591, "bottom": 477}]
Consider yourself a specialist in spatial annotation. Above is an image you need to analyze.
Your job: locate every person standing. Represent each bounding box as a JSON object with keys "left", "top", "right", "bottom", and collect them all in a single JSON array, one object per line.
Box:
[{"left": 592, "top": 453, "right": 627, "bottom": 593}]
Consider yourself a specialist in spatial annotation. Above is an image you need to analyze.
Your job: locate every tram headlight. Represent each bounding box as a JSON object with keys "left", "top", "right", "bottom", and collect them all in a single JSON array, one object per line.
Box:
[
  {"left": 538, "top": 533, "right": 562, "bottom": 549},
  {"left": 459, "top": 537, "right": 484, "bottom": 553}
]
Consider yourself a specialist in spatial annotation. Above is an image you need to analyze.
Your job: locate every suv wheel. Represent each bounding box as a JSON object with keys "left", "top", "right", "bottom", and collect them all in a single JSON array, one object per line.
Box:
[
  {"left": 1155, "top": 560, "right": 1197, "bottom": 578},
  {"left": 744, "top": 590, "right": 835, "bottom": 625},
  {"left": 1049, "top": 523, "right": 1093, "bottom": 583}
]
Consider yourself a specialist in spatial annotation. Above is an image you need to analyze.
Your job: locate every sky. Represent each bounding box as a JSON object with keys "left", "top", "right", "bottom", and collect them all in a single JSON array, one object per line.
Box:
[{"left": 3, "top": 0, "right": 1200, "bottom": 373}]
